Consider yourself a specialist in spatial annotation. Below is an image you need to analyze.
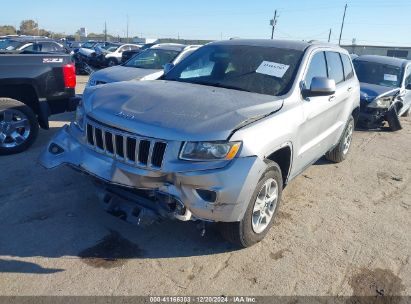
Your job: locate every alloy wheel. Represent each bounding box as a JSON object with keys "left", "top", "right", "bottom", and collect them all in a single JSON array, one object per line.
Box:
[
  {"left": 252, "top": 178, "right": 279, "bottom": 234},
  {"left": 0, "top": 109, "right": 31, "bottom": 148}
]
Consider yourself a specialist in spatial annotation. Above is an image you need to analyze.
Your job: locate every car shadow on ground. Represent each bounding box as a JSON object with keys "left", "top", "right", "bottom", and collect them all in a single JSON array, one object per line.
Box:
[{"left": 0, "top": 125, "right": 240, "bottom": 274}]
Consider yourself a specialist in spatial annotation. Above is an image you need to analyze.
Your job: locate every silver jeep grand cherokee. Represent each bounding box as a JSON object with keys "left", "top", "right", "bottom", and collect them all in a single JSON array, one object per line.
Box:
[{"left": 40, "top": 39, "right": 360, "bottom": 247}]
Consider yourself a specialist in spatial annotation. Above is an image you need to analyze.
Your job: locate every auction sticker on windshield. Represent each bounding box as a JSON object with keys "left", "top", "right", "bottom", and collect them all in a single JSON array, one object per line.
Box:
[
  {"left": 256, "top": 61, "right": 289, "bottom": 78},
  {"left": 384, "top": 74, "right": 398, "bottom": 82}
]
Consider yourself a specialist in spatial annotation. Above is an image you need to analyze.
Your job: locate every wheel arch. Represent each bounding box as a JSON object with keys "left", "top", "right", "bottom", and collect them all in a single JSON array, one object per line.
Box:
[
  {"left": 266, "top": 144, "right": 293, "bottom": 187},
  {"left": 351, "top": 106, "right": 360, "bottom": 126},
  {"left": 0, "top": 84, "right": 48, "bottom": 128}
]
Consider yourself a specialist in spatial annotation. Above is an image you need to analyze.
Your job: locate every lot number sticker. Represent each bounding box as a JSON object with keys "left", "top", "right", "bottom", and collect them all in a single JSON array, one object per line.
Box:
[
  {"left": 384, "top": 74, "right": 397, "bottom": 82},
  {"left": 256, "top": 61, "right": 289, "bottom": 78}
]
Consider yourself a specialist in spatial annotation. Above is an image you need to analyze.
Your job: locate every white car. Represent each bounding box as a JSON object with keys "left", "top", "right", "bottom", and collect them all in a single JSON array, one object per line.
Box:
[{"left": 104, "top": 44, "right": 141, "bottom": 66}]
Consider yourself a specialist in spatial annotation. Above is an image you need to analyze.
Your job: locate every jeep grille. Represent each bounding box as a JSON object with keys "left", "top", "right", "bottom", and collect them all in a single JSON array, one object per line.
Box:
[{"left": 86, "top": 120, "right": 167, "bottom": 169}]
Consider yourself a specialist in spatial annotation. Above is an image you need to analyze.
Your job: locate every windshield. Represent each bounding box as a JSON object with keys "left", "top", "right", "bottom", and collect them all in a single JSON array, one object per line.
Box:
[
  {"left": 106, "top": 46, "right": 118, "bottom": 52},
  {"left": 124, "top": 48, "right": 180, "bottom": 69},
  {"left": 82, "top": 42, "right": 96, "bottom": 49},
  {"left": 164, "top": 45, "right": 304, "bottom": 96},
  {"left": 353, "top": 60, "right": 402, "bottom": 88}
]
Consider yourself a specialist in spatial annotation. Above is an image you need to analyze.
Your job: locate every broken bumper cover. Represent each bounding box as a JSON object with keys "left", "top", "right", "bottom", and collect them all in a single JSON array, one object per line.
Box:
[
  {"left": 39, "top": 125, "right": 265, "bottom": 223},
  {"left": 358, "top": 105, "right": 387, "bottom": 129}
]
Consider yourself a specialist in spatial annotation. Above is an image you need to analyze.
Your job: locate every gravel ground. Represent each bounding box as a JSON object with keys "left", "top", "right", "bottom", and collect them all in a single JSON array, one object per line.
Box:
[{"left": 0, "top": 76, "right": 410, "bottom": 296}]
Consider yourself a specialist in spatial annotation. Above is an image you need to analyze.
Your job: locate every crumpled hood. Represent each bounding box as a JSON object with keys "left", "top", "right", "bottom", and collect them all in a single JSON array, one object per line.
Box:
[
  {"left": 83, "top": 80, "right": 282, "bottom": 141},
  {"left": 91, "top": 65, "right": 160, "bottom": 84},
  {"left": 360, "top": 82, "right": 400, "bottom": 103}
]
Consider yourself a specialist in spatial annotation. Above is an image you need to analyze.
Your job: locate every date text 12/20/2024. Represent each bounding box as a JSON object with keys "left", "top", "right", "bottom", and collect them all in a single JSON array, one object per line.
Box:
[{"left": 149, "top": 296, "right": 257, "bottom": 303}]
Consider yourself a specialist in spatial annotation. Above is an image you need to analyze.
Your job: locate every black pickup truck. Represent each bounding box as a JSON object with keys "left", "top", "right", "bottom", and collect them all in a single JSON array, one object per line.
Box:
[{"left": 0, "top": 53, "right": 79, "bottom": 155}]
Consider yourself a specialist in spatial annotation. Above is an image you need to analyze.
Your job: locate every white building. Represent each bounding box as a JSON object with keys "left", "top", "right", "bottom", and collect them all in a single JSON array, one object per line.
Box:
[{"left": 79, "top": 27, "right": 87, "bottom": 38}]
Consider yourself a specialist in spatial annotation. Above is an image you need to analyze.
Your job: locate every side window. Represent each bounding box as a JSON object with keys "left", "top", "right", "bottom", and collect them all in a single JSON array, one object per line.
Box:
[
  {"left": 304, "top": 51, "right": 327, "bottom": 89},
  {"left": 325, "top": 52, "right": 345, "bottom": 84},
  {"left": 341, "top": 54, "right": 354, "bottom": 80},
  {"left": 42, "top": 43, "right": 57, "bottom": 52},
  {"left": 180, "top": 52, "right": 215, "bottom": 79}
]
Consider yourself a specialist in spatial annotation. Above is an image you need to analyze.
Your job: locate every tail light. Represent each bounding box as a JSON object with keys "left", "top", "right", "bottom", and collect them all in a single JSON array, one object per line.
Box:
[{"left": 63, "top": 64, "right": 76, "bottom": 89}]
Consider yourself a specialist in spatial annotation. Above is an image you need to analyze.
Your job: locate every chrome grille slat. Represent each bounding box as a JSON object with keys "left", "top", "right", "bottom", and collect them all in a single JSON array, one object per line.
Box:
[
  {"left": 85, "top": 119, "right": 167, "bottom": 170},
  {"left": 134, "top": 139, "right": 140, "bottom": 165},
  {"left": 123, "top": 136, "right": 128, "bottom": 161},
  {"left": 147, "top": 140, "right": 155, "bottom": 167},
  {"left": 92, "top": 126, "right": 97, "bottom": 149},
  {"left": 102, "top": 131, "right": 107, "bottom": 152},
  {"left": 112, "top": 133, "right": 117, "bottom": 155}
]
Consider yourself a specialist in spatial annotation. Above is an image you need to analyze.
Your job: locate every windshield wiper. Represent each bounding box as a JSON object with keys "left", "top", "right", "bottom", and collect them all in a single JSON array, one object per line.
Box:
[
  {"left": 165, "top": 79, "right": 252, "bottom": 92},
  {"left": 208, "top": 83, "right": 251, "bottom": 92}
]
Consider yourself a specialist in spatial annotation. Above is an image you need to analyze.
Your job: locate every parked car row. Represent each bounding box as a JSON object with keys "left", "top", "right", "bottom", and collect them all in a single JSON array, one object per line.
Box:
[
  {"left": 87, "top": 44, "right": 200, "bottom": 86},
  {"left": 1, "top": 37, "right": 410, "bottom": 248},
  {"left": 0, "top": 36, "right": 71, "bottom": 54}
]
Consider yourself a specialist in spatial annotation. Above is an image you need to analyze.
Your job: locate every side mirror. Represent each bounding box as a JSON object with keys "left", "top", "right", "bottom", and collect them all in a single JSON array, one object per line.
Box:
[
  {"left": 163, "top": 63, "right": 175, "bottom": 74},
  {"left": 303, "top": 77, "right": 336, "bottom": 98}
]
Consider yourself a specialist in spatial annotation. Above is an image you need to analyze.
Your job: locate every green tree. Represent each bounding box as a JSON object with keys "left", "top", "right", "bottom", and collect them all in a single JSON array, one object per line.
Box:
[
  {"left": 0, "top": 25, "right": 17, "bottom": 36},
  {"left": 19, "top": 19, "right": 38, "bottom": 35}
]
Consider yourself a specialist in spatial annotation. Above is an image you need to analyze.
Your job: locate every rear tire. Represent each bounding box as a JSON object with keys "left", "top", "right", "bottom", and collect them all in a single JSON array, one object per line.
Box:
[
  {"left": 386, "top": 106, "right": 402, "bottom": 131},
  {"left": 0, "top": 98, "right": 39, "bottom": 155},
  {"left": 325, "top": 115, "right": 354, "bottom": 163},
  {"left": 219, "top": 160, "right": 283, "bottom": 248}
]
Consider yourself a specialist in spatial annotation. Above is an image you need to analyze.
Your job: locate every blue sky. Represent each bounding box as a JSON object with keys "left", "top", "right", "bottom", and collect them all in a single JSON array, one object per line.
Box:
[{"left": 2, "top": 0, "right": 411, "bottom": 46}]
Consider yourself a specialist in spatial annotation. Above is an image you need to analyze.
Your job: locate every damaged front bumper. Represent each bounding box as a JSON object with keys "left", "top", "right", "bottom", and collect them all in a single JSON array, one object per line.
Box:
[
  {"left": 39, "top": 124, "right": 265, "bottom": 223},
  {"left": 358, "top": 103, "right": 388, "bottom": 129}
]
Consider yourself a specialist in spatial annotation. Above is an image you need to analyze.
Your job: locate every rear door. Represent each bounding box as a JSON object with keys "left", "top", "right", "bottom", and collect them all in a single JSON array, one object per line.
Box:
[{"left": 326, "top": 52, "right": 357, "bottom": 145}]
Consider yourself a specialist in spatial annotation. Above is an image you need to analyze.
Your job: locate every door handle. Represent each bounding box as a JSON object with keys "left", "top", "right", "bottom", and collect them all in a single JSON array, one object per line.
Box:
[
  {"left": 329, "top": 96, "right": 336, "bottom": 102},
  {"left": 347, "top": 87, "right": 353, "bottom": 92}
]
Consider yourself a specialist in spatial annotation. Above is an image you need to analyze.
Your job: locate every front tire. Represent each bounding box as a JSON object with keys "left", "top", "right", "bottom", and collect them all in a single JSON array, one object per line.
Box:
[
  {"left": 0, "top": 98, "right": 39, "bottom": 155},
  {"left": 219, "top": 160, "right": 283, "bottom": 247},
  {"left": 325, "top": 115, "right": 354, "bottom": 163}
]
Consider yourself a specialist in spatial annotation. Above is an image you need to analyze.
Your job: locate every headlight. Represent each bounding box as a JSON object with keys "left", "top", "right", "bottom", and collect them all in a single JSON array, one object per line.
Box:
[
  {"left": 368, "top": 97, "right": 393, "bottom": 109},
  {"left": 180, "top": 141, "right": 241, "bottom": 161},
  {"left": 73, "top": 101, "right": 85, "bottom": 131}
]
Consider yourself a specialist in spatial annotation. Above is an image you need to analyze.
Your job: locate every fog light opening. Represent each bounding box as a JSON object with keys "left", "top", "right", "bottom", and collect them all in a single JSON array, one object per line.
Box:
[
  {"left": 49, "top": 143, "right": 64, "bottom": 155},
  {"left": 196, "top": 189, "right": 217, "bottom": 203}
]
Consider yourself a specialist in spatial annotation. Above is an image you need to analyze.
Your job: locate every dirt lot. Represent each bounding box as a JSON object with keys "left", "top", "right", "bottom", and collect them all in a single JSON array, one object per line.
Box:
[{"left": 0, "top": 75, "right": 410, "bottom": 296}]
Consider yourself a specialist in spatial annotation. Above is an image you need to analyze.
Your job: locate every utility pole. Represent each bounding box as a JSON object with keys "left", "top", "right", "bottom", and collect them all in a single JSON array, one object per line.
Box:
[
  {"left": 270, "top": 10, "right": 278, "bottom": 39},
  {"left": 126, "top": 15, "right": 129, "bottom": 43},
  {"left": 328, "top": 28, "right": 332, "bottom": 43},
  {"left": 104, "top": 22, "right": 108, "bottom": 41},
  {"left": 338, "top": 4, "right": 348, "bottom": 45}
]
